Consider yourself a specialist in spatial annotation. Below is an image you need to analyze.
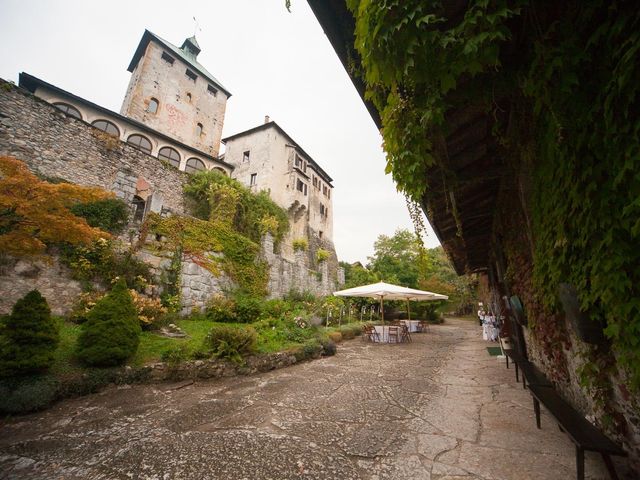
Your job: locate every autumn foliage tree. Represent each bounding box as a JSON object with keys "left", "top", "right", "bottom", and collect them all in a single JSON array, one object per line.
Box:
[{"left": 0, "top": 156, "right": 112, "bottom": 256}]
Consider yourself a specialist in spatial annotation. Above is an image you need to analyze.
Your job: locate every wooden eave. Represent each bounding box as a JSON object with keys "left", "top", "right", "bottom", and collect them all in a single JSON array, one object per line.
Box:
[{"left": 307, "top": 0, "right": 507, "bottom": 275}]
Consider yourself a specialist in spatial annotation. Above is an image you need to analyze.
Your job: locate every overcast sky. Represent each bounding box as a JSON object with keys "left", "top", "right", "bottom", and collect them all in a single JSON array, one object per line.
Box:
[{"left": 0, "top": 0, "right": 440, "bottom": 263}]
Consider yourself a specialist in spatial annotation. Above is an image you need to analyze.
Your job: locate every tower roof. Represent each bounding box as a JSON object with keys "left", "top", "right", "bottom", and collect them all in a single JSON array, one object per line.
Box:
[
  {"left": 180, "top": 35, "right": 201, "bottom": 58},
  {"left": 127, "top": 30, "right": 231, "bottom": 97}
]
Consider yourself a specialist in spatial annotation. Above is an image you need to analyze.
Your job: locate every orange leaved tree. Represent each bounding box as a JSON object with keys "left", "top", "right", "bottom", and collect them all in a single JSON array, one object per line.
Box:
[{"left": 0, "top": 156, "right": 113, "bottom": 256}]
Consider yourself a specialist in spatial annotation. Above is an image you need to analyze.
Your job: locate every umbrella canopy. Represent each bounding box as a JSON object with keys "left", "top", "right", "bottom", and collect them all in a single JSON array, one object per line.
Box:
[{"left": 333, "top": 281, "right": 448, "bottom": 322}]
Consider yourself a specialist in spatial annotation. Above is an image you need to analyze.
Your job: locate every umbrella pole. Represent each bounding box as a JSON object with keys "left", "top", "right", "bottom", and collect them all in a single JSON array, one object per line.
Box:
[
  {"left": 407, "top": 299, "right": 411, "bottom": 321},
  {"left": 380, "top": 297, "right": 384, "bottom": 324}
]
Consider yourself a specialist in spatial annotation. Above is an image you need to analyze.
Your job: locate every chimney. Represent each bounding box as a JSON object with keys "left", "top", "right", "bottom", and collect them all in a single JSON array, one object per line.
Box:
[{"left": 264, "top": 115, "right": 270, "bottom": 124}]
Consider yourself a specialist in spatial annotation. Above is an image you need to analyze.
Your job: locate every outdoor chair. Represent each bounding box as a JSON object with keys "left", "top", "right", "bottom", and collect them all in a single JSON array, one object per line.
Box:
[
  {"left": 400, "top": 324, "right": 412, "bottom": 343},
  {"left": 362, "top": 324, "right": 380, "bottom": 343},
  {"left": 388, "top": 326, "right": 401, "bottom": 343},
  {"left": 391, "top": 320, "right": 401, "bottom": 326},
  {"left": 418, "top": 320, "right": 430, "bottom": 333}
]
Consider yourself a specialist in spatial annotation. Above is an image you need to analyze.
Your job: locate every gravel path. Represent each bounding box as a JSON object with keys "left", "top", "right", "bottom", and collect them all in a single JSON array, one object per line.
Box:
[{"left": 0, "top": 318, "right": 620, "bottom": 479}]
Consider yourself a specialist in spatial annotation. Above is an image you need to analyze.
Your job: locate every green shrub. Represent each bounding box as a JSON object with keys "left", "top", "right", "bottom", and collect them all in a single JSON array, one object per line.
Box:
[
  {"left": 0, "top": 375, "right": 60, "bottom": 414},
  {"left": 76, "top": 279, "right": 141, "bottom": 367},
  {"left": 320, "top": 338, "right": 337, "bottom": 356},
  {"left": 292, "top": 238, "right": 308, "bottom": 251},
  {"left": 316, "top": 248, "right": 330, "bottom": 263},
  {"left": 160, "top": 344, "right": 190, "bottom": 365},
  {"left": 70, "top": 197, "right": 130, "bottom": 234},
  {"left": 60, "top": 239, "right": 152, "bottom": 290},
  {"left": 234, "top": 294, "right": 263, "bottom": 323},
  {"left": 204, "top": 324, "right": 257, "bottom": 363},
  {"left": 302, "top": 338, "right": 322, "bottom": 359},
  {"left": 205, "top": 294, "right": 237, "bottom": 322},
  {"left": 0, "top": 290, "right": 59, "bottom": 377},
  {"left": 339, "top": 326, "right": 356, "bottom": 340},
  {"left": 262, "top": 299, "right": 291, "bottom": 318},
  {"left": 284, "top": 289, "right": 316, "bottom": 304},
  {"left": 327, "top": 331, "right": 342, "bottom": 343}
]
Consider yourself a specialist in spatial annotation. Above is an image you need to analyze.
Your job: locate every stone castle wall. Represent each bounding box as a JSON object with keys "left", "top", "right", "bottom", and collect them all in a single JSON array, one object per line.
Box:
[{"left": 0, "top": 80, "right": 188, "bottom": 214}]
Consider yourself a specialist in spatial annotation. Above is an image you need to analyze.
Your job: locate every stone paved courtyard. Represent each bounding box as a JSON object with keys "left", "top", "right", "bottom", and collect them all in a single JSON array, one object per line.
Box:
[{"left": 0, "top": 318, "right": 626, "bottom": 479}]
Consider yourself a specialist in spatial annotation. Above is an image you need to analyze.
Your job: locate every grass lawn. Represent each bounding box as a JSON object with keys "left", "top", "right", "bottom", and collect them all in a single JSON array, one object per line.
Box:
[{"left": 52, "top": 317, "right": 345, "bottom": 372}]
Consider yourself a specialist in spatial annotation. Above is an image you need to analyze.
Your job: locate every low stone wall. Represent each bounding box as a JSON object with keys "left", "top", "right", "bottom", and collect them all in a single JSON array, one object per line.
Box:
[{"left": 144, "top": 350, "right": 306, "bottom": 382}]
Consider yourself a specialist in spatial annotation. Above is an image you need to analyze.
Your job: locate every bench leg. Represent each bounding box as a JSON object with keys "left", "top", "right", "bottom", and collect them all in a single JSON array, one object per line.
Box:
[
  {"left": 515, "top": 363, "right": 519, "bottom": 382},
  {"left": 601, "top": 453, "right": 620, "bottom": 480},
  {"left": 533, "top": 397, "right": 541, "bottom": 429},
  {"left": 523, "top": 375, "right": 527, "bottom": 390},
  {"left": 506, "top": 356, "right": 509, "bottom": 369},
  {"left": 576, "top": 447, "right": 584, "bottom": 480}
]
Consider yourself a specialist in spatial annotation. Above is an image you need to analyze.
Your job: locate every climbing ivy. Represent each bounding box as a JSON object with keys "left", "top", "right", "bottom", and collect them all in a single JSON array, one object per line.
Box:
[
  {"left": 184, "top": 170, "right": 289, "bottom": 248},
  {"left": 345, "top": 1, "right": 640, "bottom": 393},
  {"left": 526, "top": 3, "right": 640, "bottom": 391},
  {"left": 346, "top": 0, "right": 524, "bottom": 202},
  {"left": 144, "top": 214, "right": 269, "bottom": 298}
]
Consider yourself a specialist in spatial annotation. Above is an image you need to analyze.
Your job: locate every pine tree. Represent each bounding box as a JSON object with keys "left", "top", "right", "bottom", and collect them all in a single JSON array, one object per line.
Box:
[
  {"left": 76, "top": 279, "right": 141, "bottom": 367},
  {"left": 0, "top": 290, "right": 59, "bottom": 377}
]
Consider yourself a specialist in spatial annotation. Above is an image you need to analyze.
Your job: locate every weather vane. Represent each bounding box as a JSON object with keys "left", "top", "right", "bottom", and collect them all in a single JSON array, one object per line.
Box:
[{"left": 192, "top": 16, "right": 202, "bottom": 36}]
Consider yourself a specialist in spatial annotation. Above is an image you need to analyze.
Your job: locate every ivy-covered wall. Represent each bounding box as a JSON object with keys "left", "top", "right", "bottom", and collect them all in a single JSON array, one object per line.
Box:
[{"left": 340, "top": 0, "right": 640, "bottom": 470}]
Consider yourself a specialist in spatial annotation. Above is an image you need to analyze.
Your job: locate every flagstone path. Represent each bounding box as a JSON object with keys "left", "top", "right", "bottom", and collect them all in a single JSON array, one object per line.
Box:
[{"left": 0, "top": 318, "right": 626, "bottom": 479}]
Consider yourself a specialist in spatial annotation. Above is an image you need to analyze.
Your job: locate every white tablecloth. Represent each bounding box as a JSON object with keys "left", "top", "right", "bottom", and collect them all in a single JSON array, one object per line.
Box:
[
  {"left": 400, "top": 320, "right": 420, "bottom": 332},
  {"left": 373, "top": 325, "right": 403, "bottom": 343}
]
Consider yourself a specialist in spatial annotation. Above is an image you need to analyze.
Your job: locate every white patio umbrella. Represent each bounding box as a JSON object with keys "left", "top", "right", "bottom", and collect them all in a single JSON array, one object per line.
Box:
[{"left": 333, "top": 281, "right": 448, "bottom": 323}]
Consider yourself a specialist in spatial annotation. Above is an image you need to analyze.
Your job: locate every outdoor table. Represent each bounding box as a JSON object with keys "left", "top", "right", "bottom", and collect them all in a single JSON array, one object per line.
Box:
[
  {"left": 373, "top": 325, "right": 403, "bottom": 343},
  {"left": 400, "top": 320, "right": 420, "bottom": 332}
]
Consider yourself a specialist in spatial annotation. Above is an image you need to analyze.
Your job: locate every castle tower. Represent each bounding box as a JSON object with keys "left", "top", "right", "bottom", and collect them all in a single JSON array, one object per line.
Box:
[{"left": 121, "top": 30, "right": 231, "bottom": 157}]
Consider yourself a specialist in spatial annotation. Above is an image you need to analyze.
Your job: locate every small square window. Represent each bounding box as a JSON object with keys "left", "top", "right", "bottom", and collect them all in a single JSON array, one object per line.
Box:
[
  {"left": 161, "top": 52, "right": 174, "bottom": 64},
  {"left": 185, "top": 69, "right": 197, "bottom": 82},
  {"left": 250, "top": 173, "right": 257, "bottom": 186},
  {"left": 207, "top": 85, "right": 218, "bottom": 96},
  {"left": 243, "top": 151, "right": 250, "bottom": 162}
]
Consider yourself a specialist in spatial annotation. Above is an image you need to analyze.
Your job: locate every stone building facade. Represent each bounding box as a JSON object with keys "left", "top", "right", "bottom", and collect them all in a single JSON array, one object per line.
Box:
[
  {"left": 121, "top": 31, "right": 231, "bottom": 158},
  {"left": 223, "top": 120, "right": 337, "bottom": 263}
]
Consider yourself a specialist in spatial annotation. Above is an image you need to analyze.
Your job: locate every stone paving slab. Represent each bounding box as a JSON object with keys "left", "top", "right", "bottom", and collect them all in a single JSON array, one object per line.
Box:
[{"left": 0, "top": 318, "right": 632, "bottom": 479}]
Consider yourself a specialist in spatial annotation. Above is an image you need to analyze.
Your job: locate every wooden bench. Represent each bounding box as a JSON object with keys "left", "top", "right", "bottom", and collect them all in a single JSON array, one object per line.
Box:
[
  {"left": 527, "top": 384, "right": 626, "bottom": 480},
  {"left": 503, "top": 350, "right": 626, "bottom": 479},
  {"left": 504, "top": 350, "right": 553, "bottom": 388}
]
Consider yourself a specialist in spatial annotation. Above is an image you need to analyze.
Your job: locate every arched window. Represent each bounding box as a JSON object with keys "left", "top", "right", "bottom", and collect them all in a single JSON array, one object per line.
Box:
[
  {"left": 92, "top": 119, "right": 120, "bottom": 137},
  {"left": 53, "top": 102, "right": 82, "bottom": 119},
  {"left": 185, "top": 158, "right": 205, "bottom": 174},
  {"left": 212, "top": 167, "right": 227, "bottom": 176},
  {"left": 186, "top": 93, "right": 192, "bottom": 103},
  {"left": 127, "top": 134, "right": 152, "bottom": 154},
  {"left": 196, "top": 122, "right": 203, "bottom": 136},
  {"left": 158, "top": 146, "right": 181, "bottom": 168},
  {"left": 147, "top": 98, "right": 159, "bottom": 114}
]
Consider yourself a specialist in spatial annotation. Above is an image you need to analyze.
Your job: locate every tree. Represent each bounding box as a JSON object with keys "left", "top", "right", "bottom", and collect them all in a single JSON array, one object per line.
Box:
[
  {"left": 0, "top": 156, "right": 111, "bottom": 257},
  {"left": 367, "top": 229, "right": 426, "bottom": 288},
  {"left": 76, "top": 278, "right": 141, "bottom": 367},
  {"left": 0, "top": 290, "right": 59, "bottom": 377},
  {"left": 340, "top": 261, "right": 379, "bottom": 289}
]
